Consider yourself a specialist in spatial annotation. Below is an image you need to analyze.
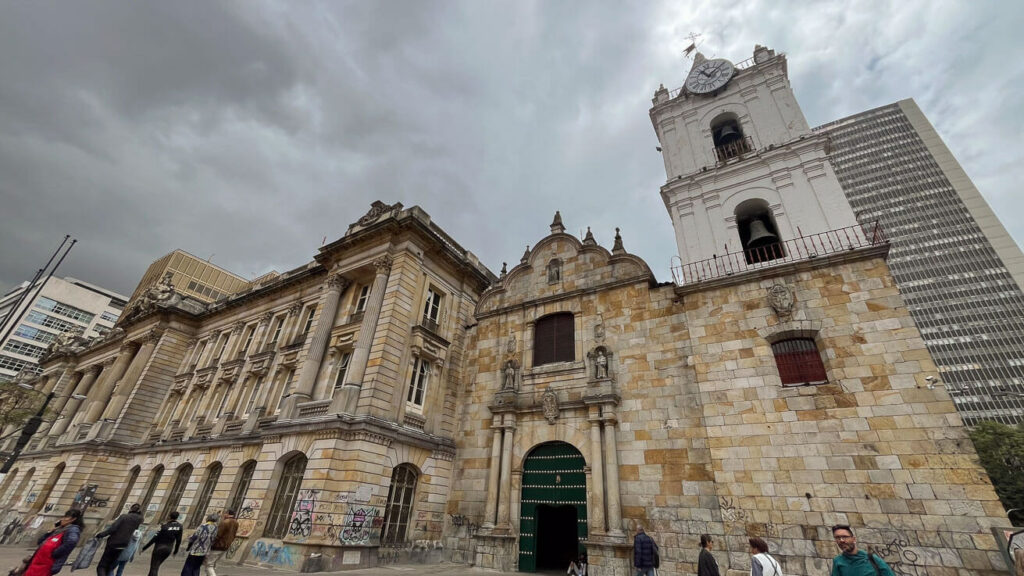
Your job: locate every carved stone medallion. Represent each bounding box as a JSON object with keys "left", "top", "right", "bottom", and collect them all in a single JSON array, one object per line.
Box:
[
  {"left": 357, "top": 201, "right": 402, "bottom": 227},
  {"left": 767, "top": 283, "right": 794, "bottom": 318},
  {"left": 541, "top": 389, "right": 559, "bottom": 424}
]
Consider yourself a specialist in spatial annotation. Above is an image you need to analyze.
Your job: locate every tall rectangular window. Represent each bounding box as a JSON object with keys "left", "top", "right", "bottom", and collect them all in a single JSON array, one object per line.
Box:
[
  {"left": 302, "top": 306, "right": 317, "bottom": 334},
  {"left": 245, "top": 376, "right": 265, "bottom": 415},
  {"left": 533, "top": 313, "right": 575, "bottom": 366},
  {"left": 333, "top": 352, "right": 352, "bottom": 393},
  {"left": 240, "top": 326, "right": 255, "bottom": 356},
  {"left": 406, "top": 358, "right": 430, "bottom": 408},
  {"left": 213, "top": 334, "right": 229, "bottom": 362},
  {"left": 270, "top": 317, "right": 284, "bottom": 345},
  {"left": 422, "top": 288, "right": 442, "bottom": 329},
  {"left": 771, "top": 338, "right": 827, "bottom": 385},
  {"left": 355, "top": 286, "right": 370, "bottom": 313}
]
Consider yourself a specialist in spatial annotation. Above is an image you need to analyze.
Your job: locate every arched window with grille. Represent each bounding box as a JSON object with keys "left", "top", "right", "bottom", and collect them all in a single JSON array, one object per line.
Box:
[
  {"left": 533, "top": 313, "right": 574, "bottom": 366},
  {"left": 227, "top": 460, "right": 257, "bottom": 516},
  {"left": 771, "top": 338, "right": 827, "bottom": 385},
  {"left": 189, "top": 463, "right": 222, "bottom": 528},
  {"left": 264, "top": 454, "right": 307, "bottom": 539},
  {"left": 30, "top": 462, "right": 66, "bottom": 513},
  {"left": 381, "top": 464, "right": 418, "bottom": 545},
  {"left": 162, "top": 464, "right": 193, "bottom": 522},
  {"left": 112, "top": 466, "right": 141, "bottom": 517},
  {"left": 140, "top": 465, "right": 164, "bottom": 515}
]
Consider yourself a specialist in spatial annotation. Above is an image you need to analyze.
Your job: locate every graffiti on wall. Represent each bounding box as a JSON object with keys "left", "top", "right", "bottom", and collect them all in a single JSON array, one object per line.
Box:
[
  {"left": 287, "top": 489, "right": 318, "bottom": 539},
  {"left": 250, "top": 539, "right": 297, "bottom": 567},
  {"left": 339, "top": 506, "right": 380, "bottom": 545},
  {"left": 236, "top": 500, "right": 261, "bottom": 538}
]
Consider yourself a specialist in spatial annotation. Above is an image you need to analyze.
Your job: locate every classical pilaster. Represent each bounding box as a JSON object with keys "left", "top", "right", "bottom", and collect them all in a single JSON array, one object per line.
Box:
[
  {"left": 336, "top": 256, "right": 392, "bottom": 414},
  {"left": 603, "top": 412, "right": 624, "bottom": 536},
  {"left": 589, "top": 408, "right": 607, "bottom": 533},
  {"left": 482, "top": 423, "right": 504, "bottom": 529},
  {"left": 496, "top": 417, "right": 516, "bottom": 530},
  {"left": 101, "top": 329, "right": 163, "bottom": 421},
  {"left": 49, "top": 365, "right": 101, "bottom": 438},
  {"left": 42, "top": 367, "right": 77, "bottom": 415},
  {"left": 82, "top": 344, "right": 137, "bottom": 424},
  {"left": 282, "top": 273, "right": 348, "bottom": 418}
]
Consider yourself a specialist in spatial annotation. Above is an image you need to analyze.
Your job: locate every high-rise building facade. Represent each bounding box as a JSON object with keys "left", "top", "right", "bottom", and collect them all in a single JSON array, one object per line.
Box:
[
  {"left": 127, "top": 249, "right": 251, "bottom": 307},
  {"left": 0, "top": 276, "right": 127, "bottom": 381},
  {"left": 819, "top": 100, "right": 1024, "bottom": 425}
]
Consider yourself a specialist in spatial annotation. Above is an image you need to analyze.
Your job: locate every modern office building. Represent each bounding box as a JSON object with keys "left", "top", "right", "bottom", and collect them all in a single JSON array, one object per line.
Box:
[
  {"left": 127, "top": 249, "right": 251, "bottom": 306},
  {"left": 0, "top": 276, "right": 128, "bottom": 381},
  {"left": 819, "top": 100, "right": 1024, "bottom": 425}
]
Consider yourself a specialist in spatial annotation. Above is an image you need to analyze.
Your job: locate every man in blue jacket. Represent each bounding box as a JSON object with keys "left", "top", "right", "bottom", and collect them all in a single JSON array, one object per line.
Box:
[{"left": 633, "top": 525, "right": 657, "bottom": 576}]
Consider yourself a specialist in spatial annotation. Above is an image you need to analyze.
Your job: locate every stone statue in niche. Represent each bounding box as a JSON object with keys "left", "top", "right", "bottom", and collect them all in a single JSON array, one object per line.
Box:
[
  {"left": 595, "top": 350, "right": 608, "bottom": 379},
  {"left": 547, "top": 259, "right": 561, "bottom": 284},
  {"left": 587, "top": 346, "right": 613, "bottom": 381},
  {"left": 541, "top": 389, "right": 559, "bottom": 424},
  {"left": 502, "top": 359, "right": 519, "bottom": 392},
  {"left": 506, "top": 331, "right": 517, "bottom": 355}
]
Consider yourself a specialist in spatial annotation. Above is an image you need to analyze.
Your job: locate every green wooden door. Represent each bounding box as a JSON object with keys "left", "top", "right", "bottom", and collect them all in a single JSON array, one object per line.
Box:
[{"left": 518, "top": 442, "right": 587, "bottom": 572}]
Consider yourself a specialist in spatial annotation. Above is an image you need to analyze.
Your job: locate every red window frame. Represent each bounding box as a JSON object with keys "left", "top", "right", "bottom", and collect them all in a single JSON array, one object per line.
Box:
[{"left": 771, "top": 338, "right": 827, "bottom": 385}]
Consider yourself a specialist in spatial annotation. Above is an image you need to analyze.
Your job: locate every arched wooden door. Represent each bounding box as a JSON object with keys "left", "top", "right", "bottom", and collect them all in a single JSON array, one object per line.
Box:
[{"left": 518, "top": 442, "right": 587, "bottom": 572}]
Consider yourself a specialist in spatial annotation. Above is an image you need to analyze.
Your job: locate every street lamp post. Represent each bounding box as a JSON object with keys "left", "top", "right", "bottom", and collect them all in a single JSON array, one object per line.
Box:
[{"left": 0, "top": 383, "right": 84, "bottom": 474}]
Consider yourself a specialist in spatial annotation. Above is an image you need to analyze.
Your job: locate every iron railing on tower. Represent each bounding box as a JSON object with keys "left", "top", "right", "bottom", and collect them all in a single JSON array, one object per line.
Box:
[{"left": 671, "top": 221, "right": 887, "bottom": 286}]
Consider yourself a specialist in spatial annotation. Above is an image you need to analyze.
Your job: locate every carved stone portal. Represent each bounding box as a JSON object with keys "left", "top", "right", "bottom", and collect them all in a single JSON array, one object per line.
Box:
[{"left": 541, "top": 389, "right": 559, "bottom": 424}]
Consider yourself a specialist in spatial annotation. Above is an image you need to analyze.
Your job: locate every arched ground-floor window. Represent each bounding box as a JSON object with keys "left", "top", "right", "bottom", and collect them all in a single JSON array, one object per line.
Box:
[
  {"left": 264, "top": 454, "right": 307, "bottom": 539},
  {"left": 381, "top": 465, "right": 418, "bottom": 544}
]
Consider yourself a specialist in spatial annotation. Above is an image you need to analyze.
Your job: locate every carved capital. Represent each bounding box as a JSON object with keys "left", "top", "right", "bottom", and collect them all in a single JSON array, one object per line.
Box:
[
  {"left": 144, "top": 329, "right": 165, "bottom": 345},
  {"left": 119, "top": 342, "right": 137, "bottom": 354},
  {"left": 231, "top": 321, "right": 246, "bottom": 335},
  {"left": 101, "top": 357, "right": 117, "bottom": 368},
  {"left": 85, "top": 364, "right": 103, "bottom": 376},
  {"left": 372, "top": 255, "right": 393, "bottom": 275},
  {"left": 287, "top": 301, "right": 302, "bottom": 317},
  {"left": 259, "top": 311, "right": 274, "bottom": 324},
  {"left": 185, "top": 338, "right": 199, "bottom": 349},
  {"left": 326, "top": 274, "right": 350, "bottom": 292}
]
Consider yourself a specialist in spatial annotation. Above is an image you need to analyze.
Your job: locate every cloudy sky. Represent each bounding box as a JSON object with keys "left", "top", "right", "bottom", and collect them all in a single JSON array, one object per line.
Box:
[{"left": 1, "top": 1, "right": 1022, "bottom": 297}]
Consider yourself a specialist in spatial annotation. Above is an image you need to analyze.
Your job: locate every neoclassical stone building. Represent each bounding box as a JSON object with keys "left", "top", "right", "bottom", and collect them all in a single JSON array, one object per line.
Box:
[{"left": 0, "top": 45, "right": 1015, "bottom": 576}]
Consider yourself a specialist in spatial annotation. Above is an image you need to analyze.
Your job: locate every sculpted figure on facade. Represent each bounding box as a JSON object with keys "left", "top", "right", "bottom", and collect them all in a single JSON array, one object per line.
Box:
[
  {"left": 502, "top": 359, "right": 519, "bottom": 392},
  {"left": 767, "top": 283, "right": 794, "bottom": 318}
]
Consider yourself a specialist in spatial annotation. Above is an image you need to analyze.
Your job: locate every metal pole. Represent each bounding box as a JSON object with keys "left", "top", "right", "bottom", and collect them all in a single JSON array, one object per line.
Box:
[
  {"left": 0, "top": 235, "right": 69, "bottom": 339},
  {"left": 0, "top": 237, "right": 75, "bottom": 347},
  {"left": 0, "top": 391, "right": 55, "bottom": 473}
]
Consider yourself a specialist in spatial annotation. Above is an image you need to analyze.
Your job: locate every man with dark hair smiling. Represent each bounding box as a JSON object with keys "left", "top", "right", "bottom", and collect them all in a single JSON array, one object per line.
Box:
[{"left": 830, "top": 525, "right": 895, "bottom": 576}]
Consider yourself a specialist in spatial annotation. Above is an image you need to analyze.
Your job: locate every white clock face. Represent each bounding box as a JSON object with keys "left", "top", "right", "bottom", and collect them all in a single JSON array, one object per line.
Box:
[{"left": 685, "top": 59, "right": 735, "bottom": 94}]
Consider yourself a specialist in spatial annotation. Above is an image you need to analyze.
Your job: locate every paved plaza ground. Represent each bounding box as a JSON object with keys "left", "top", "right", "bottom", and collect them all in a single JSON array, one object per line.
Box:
[{"left": 0, "top": 544, "right": 544, "bottom": 576}]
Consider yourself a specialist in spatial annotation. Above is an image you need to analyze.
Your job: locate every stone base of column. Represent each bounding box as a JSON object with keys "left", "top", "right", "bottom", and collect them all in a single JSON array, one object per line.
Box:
[
  {"left": 337, "top": 383, "right": 361, "bottom": 414},
  {"left": 472, "top": 532, "right": 517, "bottom": 572},
  {"left": 279, "top": 393, "right": 309, "bottom": 419},
  {"left": 584, "top": 536, "right": 633, "bottom": 576}
]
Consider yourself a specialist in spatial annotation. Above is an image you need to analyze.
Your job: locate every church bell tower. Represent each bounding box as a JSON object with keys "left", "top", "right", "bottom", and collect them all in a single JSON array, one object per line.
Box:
[{"left": 650, "top": 46, "right": 863, "bottom": 281}]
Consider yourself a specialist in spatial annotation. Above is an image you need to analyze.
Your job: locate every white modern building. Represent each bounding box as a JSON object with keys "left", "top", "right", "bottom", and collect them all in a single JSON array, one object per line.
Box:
[{"left": 0, "top": 277, "right": 128, "bottom": 381}]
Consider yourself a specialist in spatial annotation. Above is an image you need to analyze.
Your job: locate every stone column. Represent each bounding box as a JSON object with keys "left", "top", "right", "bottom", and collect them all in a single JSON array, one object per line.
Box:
[
  {"left": 50, "top": 365, "right": 101, "bottom": 438},
  {"left": 282, "top": 273, "right": 348, "bottom": 418},
  {"left": 496, "top": 418, "right": 515, "bottom": 530},
  {"left": 482, "top": 423, "right": 503, "bottom": 529},
  {"left": 589, "top": 409, "right": 607, "bottom": 533},
  {"left": 603, "top": 412, "right": 624, "bottom": 536},
  {"left": 82, "top": 344, "right": 137, "bottom": 424},
  {"left": 47, "top": 367, "right": 81, "bottom": 417},
  {"left": 336, "top": 256, "right": 392, "bottom": 414},
  {"left": 101, "top": 330, "right": 163, "bottom": 421}
]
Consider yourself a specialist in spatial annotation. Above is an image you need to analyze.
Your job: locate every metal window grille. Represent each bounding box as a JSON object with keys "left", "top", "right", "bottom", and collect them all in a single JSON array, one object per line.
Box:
[
  {"left": 771, "top": 338, "right": 827, "bottom": 385},
  {"left": 265, "top": 455, "right": 307, "bottom": 538},
  {"left": 381, "top": 465, "right": 418, "bottom": 544},
  {"left": 188, "top": 464, "right": 222, "bottom": 528},
  {"left": 227, "top": 460, "right": 257, "bottom": 516},
  {"left": 161, "top": 464, "right": 193, "bottom": 522}
]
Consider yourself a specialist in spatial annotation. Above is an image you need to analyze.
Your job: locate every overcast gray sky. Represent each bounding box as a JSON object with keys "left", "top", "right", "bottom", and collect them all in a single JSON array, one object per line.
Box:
[{"left": 1, "top": 1, "right": 1022, "bottom": 297}]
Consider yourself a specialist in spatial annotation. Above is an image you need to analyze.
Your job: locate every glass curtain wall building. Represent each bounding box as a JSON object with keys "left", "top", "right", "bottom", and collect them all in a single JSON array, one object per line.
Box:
[{"left": 818, "top": 99, "right": 1024, "bottom": 425}]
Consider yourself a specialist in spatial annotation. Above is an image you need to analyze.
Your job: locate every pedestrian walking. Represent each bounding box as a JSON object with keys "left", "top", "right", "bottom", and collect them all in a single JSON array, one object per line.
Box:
[
  {"left": 140, "top": 511, "right": 183, "bottom": 576},
  {"left": 113, "top": 528, "right": 142, "bottom": 576},
  {"left": 204, "top": 509, "right": 237, "bottom": 576},
  {"left": 15, "top": 509, "right": 83, "bottom": 576},
  {"left": 698, "top": 534, "right": 721, "bottom": 576},
  {"left": 830, "top": 525, "right": 895, "bottom": 576},
  {"left": 633, "top": 525, "right": 658, "bottom": 576},
  {"left": 95, "top": 504, "right": 144, "bottom": 576},
  {"left": 747, "top": 537, "right": 782, "bottom": 576},
  {"left": 181, "top": 514, "right": 218, "bottom": 576}
]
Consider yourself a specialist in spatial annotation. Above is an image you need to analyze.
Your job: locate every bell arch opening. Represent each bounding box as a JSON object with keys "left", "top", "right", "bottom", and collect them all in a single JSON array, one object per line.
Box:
[
  {"left": 735, "top": 198, "right": 785, "bottom": 264},
  {"left": 711, "top": 113, "right": 751, "bottom": 161},
  {"left": 518, "top": 441, "right": 587, "bottom": 573}
]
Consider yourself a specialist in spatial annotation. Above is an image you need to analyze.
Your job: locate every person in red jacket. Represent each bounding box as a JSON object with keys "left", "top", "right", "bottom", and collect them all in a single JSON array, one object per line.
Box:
[{"left": 23, "top": 510, "right": 83, "bottom": 576}]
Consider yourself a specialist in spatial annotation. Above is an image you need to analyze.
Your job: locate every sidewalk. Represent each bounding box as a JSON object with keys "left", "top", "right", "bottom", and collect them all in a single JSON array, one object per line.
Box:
[{"left": 0, "top": 544, "right": 529, "bottom": 576}]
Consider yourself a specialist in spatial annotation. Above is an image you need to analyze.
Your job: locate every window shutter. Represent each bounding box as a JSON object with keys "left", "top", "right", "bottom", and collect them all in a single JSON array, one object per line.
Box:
[
  {"left": 554, "top": 314, "right": 574, "bottom": 362},
  {"left": 772, "top": 338, "right": 826, "bottom": 385},
  {"left": 533, "top": 313, "right": 575, "bottom": 366}
]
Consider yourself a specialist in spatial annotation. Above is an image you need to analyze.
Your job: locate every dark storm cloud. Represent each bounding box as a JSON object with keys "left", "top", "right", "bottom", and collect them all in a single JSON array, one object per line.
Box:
[{"left": 1, "top": 1, "right": 1021, "bottom": 297}]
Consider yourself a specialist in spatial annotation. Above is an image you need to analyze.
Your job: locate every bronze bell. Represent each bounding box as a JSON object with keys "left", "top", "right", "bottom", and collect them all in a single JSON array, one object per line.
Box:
[
  {"left": 746, "top": 219, "right": 779, "bottom": 250},
  {"left": 716, "top": 124, "right": 742, "bottom": 145}
]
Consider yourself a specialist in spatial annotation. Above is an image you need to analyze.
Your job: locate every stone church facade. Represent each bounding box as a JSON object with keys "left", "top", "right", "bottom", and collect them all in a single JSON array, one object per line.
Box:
[{"left": 0, "top": 46, "right": 1015, "bottom": 575}]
